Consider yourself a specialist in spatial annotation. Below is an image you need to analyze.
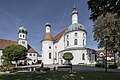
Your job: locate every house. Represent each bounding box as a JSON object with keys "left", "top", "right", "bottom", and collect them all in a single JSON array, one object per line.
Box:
[{"left": 96, "top": 50, "right": 119, "bottom": 64}]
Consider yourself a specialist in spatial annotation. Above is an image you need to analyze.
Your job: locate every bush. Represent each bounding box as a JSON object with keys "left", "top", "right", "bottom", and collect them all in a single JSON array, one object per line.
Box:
[
  {"left": 35, "top": 67, "right": 50, "bottom": 72},
  {"left": 0, "top": 66, "right": 13, "bottom": 72},
  {"left": 108, "top": 64, "right": 118, "bottom": 69},
  {"left": 95, "top": 63, "right": 105, "bottom": 68}
]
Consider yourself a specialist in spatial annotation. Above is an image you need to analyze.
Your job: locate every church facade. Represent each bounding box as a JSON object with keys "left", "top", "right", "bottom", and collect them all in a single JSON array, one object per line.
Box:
[
  {"left": 41, "top": 7, "right": 96, "bottom": 65},
  {"left": 0, "top": 26, "right": 38, "bottom": 65}
]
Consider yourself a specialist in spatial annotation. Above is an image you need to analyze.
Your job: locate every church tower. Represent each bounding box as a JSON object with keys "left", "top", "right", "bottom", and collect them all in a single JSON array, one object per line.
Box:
[
  {"left": 41, "top": 23, "right": 54, "bottom": 64},
  {"left": 71, "top": 6, "right": 78, "bottom": 24},
  {"left": 18, "top": 26, "right": 28, "bottom": 49}
]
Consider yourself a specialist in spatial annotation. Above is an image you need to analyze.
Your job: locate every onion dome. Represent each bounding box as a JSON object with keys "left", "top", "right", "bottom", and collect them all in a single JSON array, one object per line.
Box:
[
  {"left": 65, "top": 23, "right": 86, "bottom": 33},
  {"left": 18, "top": 26, "right": 27, "bottom": 34},
  {"left": 45, "top": 23, "right": 51, "bottom": 27},
  {"left": 43, "top": 33, "right": 53, "bottom": 41}
]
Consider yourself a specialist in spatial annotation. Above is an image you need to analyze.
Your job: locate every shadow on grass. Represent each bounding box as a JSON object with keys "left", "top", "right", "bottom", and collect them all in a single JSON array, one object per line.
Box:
[{"left": 0, "top": 71, "right": 120, "bottom": 80}]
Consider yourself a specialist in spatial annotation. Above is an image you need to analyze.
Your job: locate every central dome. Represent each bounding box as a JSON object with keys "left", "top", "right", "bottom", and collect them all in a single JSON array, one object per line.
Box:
[{"left": 65, "top": 23, "right": 86, "bottom": 33}]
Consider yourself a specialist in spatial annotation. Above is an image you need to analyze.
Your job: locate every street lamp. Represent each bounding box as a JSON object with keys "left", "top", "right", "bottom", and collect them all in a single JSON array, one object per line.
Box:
[{"left": 104, "top": 36, "right": 109, "bottom": 72}]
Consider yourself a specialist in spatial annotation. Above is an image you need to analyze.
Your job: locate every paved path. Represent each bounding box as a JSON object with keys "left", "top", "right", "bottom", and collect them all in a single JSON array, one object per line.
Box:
[{"left": 57, "top": 65, "right": 120, "bottom": 72}]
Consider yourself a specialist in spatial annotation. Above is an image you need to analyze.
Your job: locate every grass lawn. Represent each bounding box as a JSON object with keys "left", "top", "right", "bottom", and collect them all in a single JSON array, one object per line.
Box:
[{"left": 0, "top": 71, "right": 120, "bottom": 80}]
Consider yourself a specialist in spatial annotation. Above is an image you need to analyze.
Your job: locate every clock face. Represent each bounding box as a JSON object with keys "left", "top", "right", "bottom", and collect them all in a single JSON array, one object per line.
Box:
[{"left": 22, "top": 41, "right": 25, "bottom": 44}]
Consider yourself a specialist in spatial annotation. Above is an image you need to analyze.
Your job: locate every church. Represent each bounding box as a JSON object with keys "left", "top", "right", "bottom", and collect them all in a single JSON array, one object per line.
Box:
[
  {"left": 0, "top": 26, "right": 38, "bottom": 65},
  {"left": 41, "top": 7, "right": 96, "bottom": 65}
]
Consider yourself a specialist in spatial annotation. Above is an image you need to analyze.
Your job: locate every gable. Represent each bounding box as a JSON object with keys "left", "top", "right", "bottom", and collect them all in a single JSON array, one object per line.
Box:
[{"left": 53, "top": 30, "right": 65, "bottom": 43}]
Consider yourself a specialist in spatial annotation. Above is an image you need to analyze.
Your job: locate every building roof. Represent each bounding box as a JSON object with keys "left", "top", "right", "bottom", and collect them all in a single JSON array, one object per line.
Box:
[
  {"left": 18, "top": 26, "right": 27, "bottom": 34},
  {"left": 53, "top": 30, "right": 65, "bottom": 43},
  {"left": 65, "top": 23, "right": 86, "bottom": 33},
  {"left": 43, "top": 33, "right": 54, "bottom": 41},
  {"left": 96, "top": 50, "right": 113, "bottom": 56},
  {"left": 24, "top": 57, "right": 32, "bottom": 61},
  {"left": 0, "top": 38, "right": 37, "bottom": 53}
]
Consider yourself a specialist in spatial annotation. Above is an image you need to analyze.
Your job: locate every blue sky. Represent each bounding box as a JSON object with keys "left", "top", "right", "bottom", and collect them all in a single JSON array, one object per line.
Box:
[{"left": 0, "top": 0, "right": 99, "bottom": 53}]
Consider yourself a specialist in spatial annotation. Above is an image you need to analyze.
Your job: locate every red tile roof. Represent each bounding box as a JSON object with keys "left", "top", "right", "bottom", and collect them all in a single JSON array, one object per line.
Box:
[
  {"left": 43, "top": 33, "right": 54, "bottom": 41},
  {"left": 0, "top": 38, "right": 37, "bottom": 53},
  {"left": 96, "top": 50, "right": 112, "bottom": 56},
  {"left": 53, "top": 30, "right": 65, "bottom": 43}
]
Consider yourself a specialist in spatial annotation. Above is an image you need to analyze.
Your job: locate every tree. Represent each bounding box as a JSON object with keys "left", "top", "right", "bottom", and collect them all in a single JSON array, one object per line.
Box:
[
  {"left": 2, "top": 45, "right": 27, "bottom": 67},
  {"left": 87, "top": 0, "right": 120, "bottom": 56},
  {"left": 88, "top": 0, "right": 120, "bottom": 21},
  {"left": 63, "top": 52, "right": 74, "bottom": 65}
]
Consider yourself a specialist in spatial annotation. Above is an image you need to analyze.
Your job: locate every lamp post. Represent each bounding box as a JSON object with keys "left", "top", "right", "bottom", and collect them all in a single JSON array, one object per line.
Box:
[
  {"left": 113, "top": 36, "right": 117, "bottom": 65},
  {"left": 104, "top": 36, "right": 109, "bottom": 72}
]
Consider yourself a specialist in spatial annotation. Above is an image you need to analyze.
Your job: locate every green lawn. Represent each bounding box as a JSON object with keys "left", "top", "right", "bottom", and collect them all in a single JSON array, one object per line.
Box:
[{"left": 0, "top": 71, "right": 120, "bottom": 80}]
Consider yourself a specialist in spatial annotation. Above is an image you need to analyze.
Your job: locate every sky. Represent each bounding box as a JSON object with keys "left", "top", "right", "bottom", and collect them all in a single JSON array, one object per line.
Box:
[{"left": 0, "top": 0, "right": 99, "bottom": 53}]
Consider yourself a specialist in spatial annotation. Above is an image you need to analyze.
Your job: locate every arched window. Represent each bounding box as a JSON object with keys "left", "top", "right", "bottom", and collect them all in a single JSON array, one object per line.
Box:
[
  {"left": 23, "top": 35, "right": 24, "bottom": 38},
  {"left": 66, "top": 35, "right": 69, "bottom": 40},
  {"left": 75, "top": 33, "right": 78, "bottom": 36},
  {"left": 83, "top": 33, "right": 85, "bottom": 37},
  {"left": 82, "top": 53, "right": 85, "bottom": 60},
  {"left": 20, "top": 35, "right": 22, "bottom": 37},
  {"left": 49, "top": 53, "right": 51, "bottom": 59},
  {"left": 67, "top": 35, "right": 69, "bottom": 38},
  {"left": 74, "top": 39, "right": 78, "bottom": 45},
  {"left": 67, "top": 41, "right": 69, "bottom": 46},
  {"left": 83, "top": 39, "right": 84, "bottom": 45},
  {"left": 49, "top": 46, "right": 51, "bottom": 49}
]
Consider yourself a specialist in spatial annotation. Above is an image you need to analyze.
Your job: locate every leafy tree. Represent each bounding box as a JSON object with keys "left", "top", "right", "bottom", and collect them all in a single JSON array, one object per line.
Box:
[
  {"left": 87, "top": 0, "right": 120, "bottom": 56},
  {"left": 63, "top": 52, "right": 74, "bottom": 65},
  {"left": 88, "top": 0, "right": 120, "bottom": 21},
  {"left": 93, "top": 13, "right": 120, "bottom": 50},
  {"left": 2, "top": 45, "right": 27, "bottom": 67}
]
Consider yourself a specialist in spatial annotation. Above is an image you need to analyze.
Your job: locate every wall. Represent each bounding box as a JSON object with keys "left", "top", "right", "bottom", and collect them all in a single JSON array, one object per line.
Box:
[{"left": 42, "top": 40, "right": 53, "bottom": 64}]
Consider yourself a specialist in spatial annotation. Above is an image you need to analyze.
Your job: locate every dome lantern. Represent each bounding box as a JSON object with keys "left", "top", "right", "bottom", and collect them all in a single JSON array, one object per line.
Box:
[{"left": 18, "top": 26, "right": 27, "bottom": 34}]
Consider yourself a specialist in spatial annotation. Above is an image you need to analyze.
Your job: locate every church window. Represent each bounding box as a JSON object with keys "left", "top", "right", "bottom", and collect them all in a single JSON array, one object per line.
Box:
[
  {"left": 67, "top": 41, "right": 69, "bottom": 46},
  {"left": 49, "top": 46, "right": 51, "bottom": 49},
  {"left": 33, "top": 54, "right": 35, "bottom": 56},
  {"left": 82, "top": 53, "right": 85, "bottom": 60},
  {"left": 75, "top": 33, "right": 78, "bottom": 36},
  {"left": 23, "top": 35, "right": 24, "bottom": 38},
  {"left": 83, "top": 33, "right": 85, "bottom": 38},
  {"left": 49, "top": 53, "right": 51, "bottom": 59},
  {"left": 20, "top": 35, "right": 22, "bottom": 37},
  {"left": 83, "top": 39, "right": 84, "bottom": 45},
  {"left": 74, "top": 39, "right": 77, "bottom": 45},
  {"left": 29, "top": 54, "right": 32, "bottom": 56},
  {"left": 66, "top": 35, "right": 69, "bottom": 39}
]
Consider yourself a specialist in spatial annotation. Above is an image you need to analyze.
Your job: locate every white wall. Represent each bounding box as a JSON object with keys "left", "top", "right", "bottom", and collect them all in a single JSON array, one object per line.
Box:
[
  {"left": 0, "top": 50, "right": 3, "bottom": 66},
  {"left": 42, "top": 40, "right": 53, "bottom": 64},
  {"left": 64, "top": 31, "right": 86, "bottom": 49},
  {"left": 59, "top": 49, "right": 88, "bottom": 65},
  {"left": 27, "top": 52, "right": 38, "bottom": 64},
  {"left": 53, "top": 35, "right": 65, "bottom": 64}
]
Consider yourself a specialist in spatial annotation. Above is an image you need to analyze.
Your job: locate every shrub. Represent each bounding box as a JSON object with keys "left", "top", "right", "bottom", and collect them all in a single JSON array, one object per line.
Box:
[
  {"left": 95, "top": 63, "right": 105, "bottom": 68},
  {"left": 0, "top": 66, "right": 13, "bottom": 72},
  {"left": 108, "top": 64, "right": 118, "bottom": 69},
  {"left": 35, "top": 67, "right": 50, "bottom": 72},
  {"left": 95, "top": 63, "right": 101, "bottom": 67}
]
